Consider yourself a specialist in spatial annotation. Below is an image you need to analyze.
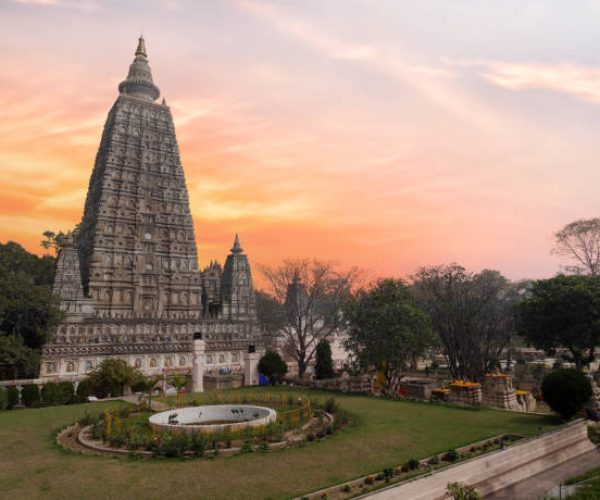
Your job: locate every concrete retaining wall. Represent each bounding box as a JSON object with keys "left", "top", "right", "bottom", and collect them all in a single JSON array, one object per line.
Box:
[{"left": 368, "top": 420, "right": 596, "bottom": 499}]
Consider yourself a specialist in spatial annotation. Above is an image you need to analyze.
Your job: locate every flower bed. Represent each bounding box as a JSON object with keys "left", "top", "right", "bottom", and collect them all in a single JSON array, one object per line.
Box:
[{"left": 61, "top": 396, "right": 349, "bottom": 459}]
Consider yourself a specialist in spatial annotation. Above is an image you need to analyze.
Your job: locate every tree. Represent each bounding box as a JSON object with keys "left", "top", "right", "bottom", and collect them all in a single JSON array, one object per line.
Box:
[
  {"left": 256, "top": 290, "right": 287, "bottom": 341},
  {"left": 345, "top": 279, "right": 434, "bottom": 396},
  {"left": 553, "top": 219, "right": 600, "bottom": 275},
  {"left": 412, "top": 265, "right": 518, "bottom": 381},
  {"left": 259, "top": 259, "right": 361, "bottom": 378},
  {"left": 86, "top": 359, "right": 142, "bottom": 398},
  {"left": 0, "top": 241, "right": 61, "bottom": 378},
  {"left": 169, "top": 375, "right": 188, "bottom": 407},
  {"left": 258, "top": 351, "right": 288, "bottom": 385},
  {"left": 517, "top": 275, "right": 600, "bottom": 370},
  {"left": 541, "top": 369, "right": 592, "bottom": 419},
  {"left": 40, "top": 229, "right": 76, "bottom": 256},
  {"left": 315, "top": 339, "right": 336, "bottom": 380},
  {"left": 132, "top": 375, "right": 163, "bottom": 410},
  {"left": 0, "top": 336, "right": 38, "bottom": 378}
]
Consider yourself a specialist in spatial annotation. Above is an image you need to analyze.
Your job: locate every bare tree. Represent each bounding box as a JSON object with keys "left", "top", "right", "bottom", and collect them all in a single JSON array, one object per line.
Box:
[
  {"left": 259, "top": 259, "right": 361, "bottom": 378},
  {"left": 411, "top": 264, "right": 518, "bottom": 381},
  {"left": 553, "top": 218, "right": 600, "bottom": 275}
]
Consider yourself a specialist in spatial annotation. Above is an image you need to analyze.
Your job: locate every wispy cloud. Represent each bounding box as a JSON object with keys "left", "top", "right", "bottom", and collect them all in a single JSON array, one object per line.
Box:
[
  {"left": 235, "top": 0, "right": 526, "bottom": 132},
  {"left": 483, "top": 62, "right": 600, "bottom": 103},
  {"left": 10, "top": 0, "right": 61, "bottom": 5}
]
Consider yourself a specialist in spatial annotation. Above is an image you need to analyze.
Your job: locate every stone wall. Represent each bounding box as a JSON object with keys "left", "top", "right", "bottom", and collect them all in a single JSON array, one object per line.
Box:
[
  {"left": 203, "top": 373, "right": 244, "bottom": 392},
  {"left": 284, "top": 375, "right": 373, "bottom": 394}
]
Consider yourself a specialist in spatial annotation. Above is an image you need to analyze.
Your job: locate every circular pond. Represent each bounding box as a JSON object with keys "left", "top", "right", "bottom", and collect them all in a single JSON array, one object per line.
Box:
[{"left": 149, "top": 405, "right": 277, "bottom": 434}]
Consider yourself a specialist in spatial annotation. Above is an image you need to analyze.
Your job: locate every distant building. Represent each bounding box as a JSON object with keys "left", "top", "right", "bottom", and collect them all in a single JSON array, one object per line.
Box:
[{"left": 40, "top": 37, "right": 261, "bottom": 382}]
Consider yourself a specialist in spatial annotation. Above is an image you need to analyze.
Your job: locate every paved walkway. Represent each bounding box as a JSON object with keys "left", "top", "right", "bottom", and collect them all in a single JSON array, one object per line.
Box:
[
  {"left": 365, "top": 421, "right": 595, "bottom": 500},
  {"left": 487, "top": 448, "right": 600, "bottom": 499}
]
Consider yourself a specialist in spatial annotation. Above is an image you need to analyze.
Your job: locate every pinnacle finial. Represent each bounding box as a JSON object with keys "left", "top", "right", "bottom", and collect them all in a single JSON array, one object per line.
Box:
[
  {"left": 135, "top": 35, "right": 147, "bottom": 59},
  {"left": 231, "top": 233, "right": 243, "bottom": 254}
]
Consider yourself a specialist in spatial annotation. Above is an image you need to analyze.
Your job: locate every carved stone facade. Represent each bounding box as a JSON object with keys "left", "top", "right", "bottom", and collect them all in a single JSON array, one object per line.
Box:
[{"left": 40, "top": 37, "right": 260, "bottom": 382}]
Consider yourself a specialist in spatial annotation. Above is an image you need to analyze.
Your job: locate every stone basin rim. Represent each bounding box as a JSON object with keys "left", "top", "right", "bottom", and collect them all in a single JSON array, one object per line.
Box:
[{"left": 149, "top": 404, "right": 277, "bottom": 434}]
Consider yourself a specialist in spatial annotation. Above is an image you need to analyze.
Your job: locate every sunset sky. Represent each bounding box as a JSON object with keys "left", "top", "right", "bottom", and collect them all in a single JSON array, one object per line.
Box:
[{"left": 2, "top": 0, "right": 600, "bottom": 283}]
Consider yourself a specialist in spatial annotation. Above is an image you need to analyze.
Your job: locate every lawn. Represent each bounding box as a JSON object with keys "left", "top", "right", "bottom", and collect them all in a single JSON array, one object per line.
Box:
[{"left": 0, "top": 387, "right": 559, "bottom": 499}]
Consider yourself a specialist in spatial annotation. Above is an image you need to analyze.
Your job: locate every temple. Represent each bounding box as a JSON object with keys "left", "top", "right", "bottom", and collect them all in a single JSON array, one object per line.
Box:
[{"left": 40, "top": 37, "right": 261, "bottom": 383}]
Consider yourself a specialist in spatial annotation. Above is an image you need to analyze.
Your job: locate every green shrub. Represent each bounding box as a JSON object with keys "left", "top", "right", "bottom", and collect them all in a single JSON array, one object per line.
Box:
[
  {"left": 428, "top": 455, "right": 440, "bottom": 465},
  {"left": 81, "top": 410, "right": 101, "bottom": 426},
  {"left": 41, "top": 382, "right": 60, "bottom": 405},
  {"left": 383, "top": 468, "right": 394, "bottom": 483},
  {"left": 258, "top": 351, "right": 288, "bottom": 385},
  {"left": 57, "top": 381, "right": 75, "bottom": 404},
  {"left": 324, "top": 397, "right": 338, "bottom": 414},
  {"left": 240, "top": 440, "right": 254, "bottom": 453},
  {"left": 6, "top": 386, "right": 19, "bottom": 409},
  {"left": 21, "top": 384, "right": 40, "bottom": 407},
  {"left": 447, "top": 481, "right": 481, "bottom": 499},
  {"left": 315, "top": 338, "right": 335, "bottom": 380},
  {"left": 444, "top": 449, "right": 460, "bottom": 462},
  {"left": 407, "top": 458, "right": 420, "bottom": 470},
  {"left": 76, "top": 379, "right": 92, "bottom": 402},
  {"left": 542, "top": 369, "right": 593, "bottom": 420},
  {"left": 0, "top": 386, "right": 7, "bottom": 410}
]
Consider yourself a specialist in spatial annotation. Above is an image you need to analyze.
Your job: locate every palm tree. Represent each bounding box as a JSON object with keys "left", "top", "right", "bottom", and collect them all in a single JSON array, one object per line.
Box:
[
  {"left": 136, "top": 375, "right": 163, "bottom": 411},
  {"left": 170, "top": 375, "right": 188, "bottom": 408}
]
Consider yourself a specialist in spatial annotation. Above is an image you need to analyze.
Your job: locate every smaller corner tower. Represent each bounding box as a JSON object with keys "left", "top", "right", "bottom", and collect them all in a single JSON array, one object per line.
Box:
[{"left": 221, "top": 234, "right": 257, "bottom": 321}]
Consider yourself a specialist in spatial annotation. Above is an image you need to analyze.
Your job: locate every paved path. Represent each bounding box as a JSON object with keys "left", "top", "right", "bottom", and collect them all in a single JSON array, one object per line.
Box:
[
  {"left": 365, "top": 422, "right": 595, "bottom": 500},
  {"left": 487, "top": 448, "right": 600, "bottom": 499}
]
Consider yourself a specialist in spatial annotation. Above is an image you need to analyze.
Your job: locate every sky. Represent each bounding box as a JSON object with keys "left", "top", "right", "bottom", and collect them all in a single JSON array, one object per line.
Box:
[{"left": 1, "top": 0, "right": 600, "bottom": 282}]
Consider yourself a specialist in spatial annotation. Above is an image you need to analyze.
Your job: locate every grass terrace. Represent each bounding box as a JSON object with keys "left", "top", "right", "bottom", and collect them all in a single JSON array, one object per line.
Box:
[{"left": 0, "top": 387, "right": 559, "bottom": 499}]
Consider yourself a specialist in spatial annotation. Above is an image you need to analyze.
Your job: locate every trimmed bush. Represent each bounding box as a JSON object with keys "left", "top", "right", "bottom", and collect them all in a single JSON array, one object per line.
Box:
[
  {"left": 76, "top": 379, "right": 92, "bottom": 402},
  {"left": 41, "top": 381, "right": 75, "bottom": 405},
  {"left": 41, "top": 382, "right": 61, "bottom": 405},
  {"left": 0, "top": 386, "right": 7, "bottom": 410},
  {"left": 315, "top": 339, "right": 335, "bottom": 380},
  {"left": 7, "top": 386, "right": 19, "bottom": 409},
  {"left": 21, "top": 384, "right": 40, "bottom": 407},
  {"left": 258, "top": 351, "right": 288, "bottom": 385},
  {"left": 542, "top": 369, "right": 593, "bottom": 420},
  {"left": 57, "top": 381, "right": 75, "bottom": 404}
]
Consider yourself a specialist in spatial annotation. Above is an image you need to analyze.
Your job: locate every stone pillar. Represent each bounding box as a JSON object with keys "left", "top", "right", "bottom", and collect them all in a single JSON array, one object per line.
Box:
[
  {"left": 192, "top": 332, "right": 205, "bottom": 393},
  {"left": 244, "top": 345, "right": 262, "bottom": 386}
]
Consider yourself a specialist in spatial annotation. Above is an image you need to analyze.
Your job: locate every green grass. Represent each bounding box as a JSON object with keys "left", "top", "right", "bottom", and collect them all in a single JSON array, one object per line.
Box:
[{"left": 0, "top": 387, "right": 559, "bottom": 499}]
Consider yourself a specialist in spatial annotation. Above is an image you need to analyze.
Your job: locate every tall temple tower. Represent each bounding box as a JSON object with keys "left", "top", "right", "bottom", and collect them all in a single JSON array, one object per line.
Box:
[{"left": 41, "top": 37, "right": 260, "bottom": 383}]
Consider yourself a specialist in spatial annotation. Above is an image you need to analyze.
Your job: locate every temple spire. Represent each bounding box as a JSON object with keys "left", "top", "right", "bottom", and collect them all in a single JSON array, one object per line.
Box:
[
  {"left": 118, "top": 35, "right": 160, "bottom": 102},
  {"left": 135, "top": 35, "right": 147, "bottom": 59},
  {"left": 231, "top": 234, "right": 243, "bottom": 254}
]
